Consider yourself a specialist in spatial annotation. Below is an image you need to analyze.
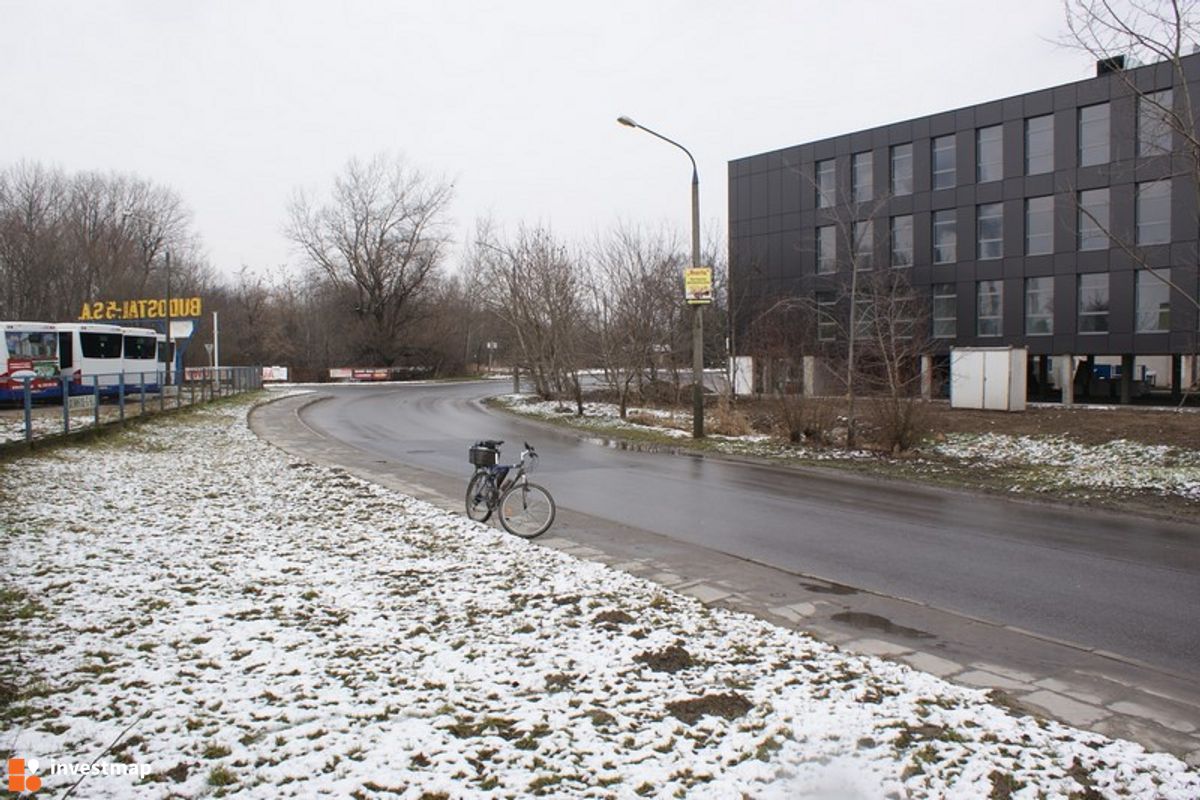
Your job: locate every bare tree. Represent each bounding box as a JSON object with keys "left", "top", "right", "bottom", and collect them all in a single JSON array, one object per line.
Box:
[
  {"left": 287, "top": 154, "right": 453, "bottom": 366},
  {"left": 587, "top": 224, "right": 687, "bottom": 417},
  {"left": 472, "top": 222, "right": 588, "bottom": 407}
]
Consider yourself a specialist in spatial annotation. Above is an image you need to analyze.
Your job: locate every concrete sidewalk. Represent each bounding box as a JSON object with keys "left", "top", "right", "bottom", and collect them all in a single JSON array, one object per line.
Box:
[{"left": 251, "top": 391, "right": 1200, "bottom": 765}]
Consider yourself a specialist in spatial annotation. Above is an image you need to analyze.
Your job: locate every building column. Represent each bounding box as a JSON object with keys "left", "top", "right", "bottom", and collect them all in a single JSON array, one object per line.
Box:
[
  {"left": 1171, "top": 354, "right": 1183, "bottom": 403},
  {"left": 1058, "top": 354, "right": 1074, "bottom": 407},
  {"left": 920, "top": 355, "right": 933, "bottom": 401},
  {"left": 802, "top": 355, "right": 816, "bottom": 397},
  {"left": 1037, "top": 356, "right": 1049, "bottom": 401},
  {"left": 1120, "top": 353, "right": 1134, "bottom": 405}
]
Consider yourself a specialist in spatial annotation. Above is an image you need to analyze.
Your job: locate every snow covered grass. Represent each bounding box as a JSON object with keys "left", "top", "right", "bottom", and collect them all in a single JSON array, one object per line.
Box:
[
  {"left": 496, "top": 395, "right": 1200, "bottom": 504},
  {"left": 930, "top": 433, "right": 1200, "bottom": 502},
  {"left": 1, "top": 396, "right": 1198, "bottom": 798}
]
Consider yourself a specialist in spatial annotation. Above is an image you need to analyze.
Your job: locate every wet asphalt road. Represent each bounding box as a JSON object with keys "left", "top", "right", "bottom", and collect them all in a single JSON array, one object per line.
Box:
[{"left": 300, "top": 381, "right": 1200, "bottom": 679}]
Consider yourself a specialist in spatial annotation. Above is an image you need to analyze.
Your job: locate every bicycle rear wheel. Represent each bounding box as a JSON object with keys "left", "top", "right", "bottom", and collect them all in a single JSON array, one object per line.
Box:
[
  {"left": 465, "top": 472, "right": 494, "bottom": 522},
  {"left": 498, "top": 482, "right": 556, "bottom": 539}
]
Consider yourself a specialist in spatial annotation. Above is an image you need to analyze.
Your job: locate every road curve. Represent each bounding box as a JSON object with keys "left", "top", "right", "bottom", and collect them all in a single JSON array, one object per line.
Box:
[{"left": 299, "top": 381, "right": 1200, "bottom": 679}]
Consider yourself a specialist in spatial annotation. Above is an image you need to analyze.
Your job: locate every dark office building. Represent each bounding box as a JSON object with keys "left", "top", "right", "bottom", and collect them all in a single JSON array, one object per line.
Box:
[{"left": 729, "top": 54, "right": 1200, "bottom": 398}]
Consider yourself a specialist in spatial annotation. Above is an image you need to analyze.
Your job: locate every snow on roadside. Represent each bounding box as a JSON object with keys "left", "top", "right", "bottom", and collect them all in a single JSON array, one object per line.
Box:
[
  {"left": 930, "top": 433, "right": 1200, "bottom": 502},
  {"left": 1, "top": 398, "right": 1197, "bottom": 798}
]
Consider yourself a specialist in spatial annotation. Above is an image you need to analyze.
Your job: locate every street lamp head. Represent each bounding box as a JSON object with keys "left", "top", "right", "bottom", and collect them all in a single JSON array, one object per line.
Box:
[{"left": 617, "top": 115, "right": 638, "bottom": 129}]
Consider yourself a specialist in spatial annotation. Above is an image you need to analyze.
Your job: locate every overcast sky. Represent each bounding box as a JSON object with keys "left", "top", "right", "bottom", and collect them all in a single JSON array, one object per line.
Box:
[{"left": 0, "top": 1, "right": 1090, "bottom": 279}]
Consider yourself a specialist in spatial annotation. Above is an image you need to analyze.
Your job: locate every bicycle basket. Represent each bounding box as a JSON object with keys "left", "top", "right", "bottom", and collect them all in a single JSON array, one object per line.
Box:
[{"left": 469, "top": 445, "right": 498, "bottom": 467}]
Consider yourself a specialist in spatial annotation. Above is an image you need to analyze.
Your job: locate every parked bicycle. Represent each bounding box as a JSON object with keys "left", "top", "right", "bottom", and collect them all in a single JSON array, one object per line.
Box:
[{"left": 466, "top": 440, "right": 556, "bottom": 539}]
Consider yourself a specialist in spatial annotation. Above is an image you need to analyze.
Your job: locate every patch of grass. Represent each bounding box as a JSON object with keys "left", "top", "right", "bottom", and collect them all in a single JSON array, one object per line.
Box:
[
  {"left": 202, "top": 742, "right": 231, "bottom": 759},
  {"left": 207, "top": 766, "right": 236, "bottom": 788}
]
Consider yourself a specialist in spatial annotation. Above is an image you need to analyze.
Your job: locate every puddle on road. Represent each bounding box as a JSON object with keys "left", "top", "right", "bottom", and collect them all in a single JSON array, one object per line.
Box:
[
  {"left": 800, "top": 581, "right": 858, "bottom": 595},
  {"left": 830, "top": 611, "right": 934, "bottom": 640}
]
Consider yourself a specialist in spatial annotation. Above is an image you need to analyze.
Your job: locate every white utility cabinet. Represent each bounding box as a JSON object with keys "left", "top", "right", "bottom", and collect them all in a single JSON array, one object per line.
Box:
[{"left": 950, "top": 347, "right": 1027, "bottom": 411}]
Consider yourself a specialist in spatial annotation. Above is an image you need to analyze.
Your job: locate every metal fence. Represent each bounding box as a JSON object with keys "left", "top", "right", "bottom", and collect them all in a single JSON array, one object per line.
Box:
[{"left": 2, "top": 367, "right": 263, "bottom": 445}]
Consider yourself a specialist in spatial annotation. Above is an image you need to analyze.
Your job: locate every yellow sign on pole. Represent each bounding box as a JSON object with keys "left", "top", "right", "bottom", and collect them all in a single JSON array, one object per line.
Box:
[
  {"left": 78, "top": 297, "right": 203, "bottom": 322},
  {"left": 684, "top": 267, "right": 713, "bottom": 305}
]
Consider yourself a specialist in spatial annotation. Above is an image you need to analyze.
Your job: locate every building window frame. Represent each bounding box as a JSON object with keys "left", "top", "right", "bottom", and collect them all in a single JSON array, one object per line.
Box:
[
  {"left": 932, "top": 283, "right": 956, "bottom": 338},
  {"left": 932, "top": 209, "right": 956, "bottom": 264},
  {"left": 816, "top": 225, "right": 836, "bottom": 274},
  {"left": 1078, "top": 188, "right": 1110, "bottom": 251},
  {"left": 977, "top": 125, "right": 1003, "bottom": 183},
  {"left": 852, "top": 151, "right": 873, "bottom": 203},
  {"left": 1025, "top": 196, "right": 1053, "bottom": 256},
  {"left": 1078, "top": 102, "right": 1110, "bottom": 166},
  {"left": 853, "top": 219, "right": 873, "bottom": 270},
  {"left": 890, "top": 214, "right": 913, "bottom": 267},
  {"left": 1024, "top": 276, "right": 1054, "bottom": 335},
  {"left": 816, "top": 291, "right": 837, "bottom": 342},
  {"left": 977, "top": 280, "right": 1003, "bottom": 337},
  {"left": 931, "top": 134, "right": 956, "bottom": 190},
  {"left": 1078, "top": 272, "right": 1110, "bottom": 334},
  {"left": 1136, "top": 180, "right": 1171, "bottom": 245},
  {"left": 977, "top": 202, "right": 1003, "bottom": 260},
  {"left": 1136, "top": 270, "right": 1171, "bottom": 333},
  {"left": 1025, "top": 114, "right": 1054, "bottom": 175},
  {"left": 890, "top": 143, "right": 913, "bottom": 196},
  {"left": 1137, "top": 89, "right": 1174, "bottom": 157},
  {"left": 816, "top": 159, "right": 836, "bottom": 208}
]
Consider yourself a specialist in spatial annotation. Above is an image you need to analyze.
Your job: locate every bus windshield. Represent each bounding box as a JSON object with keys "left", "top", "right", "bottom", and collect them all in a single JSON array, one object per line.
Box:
[{"left": 5, "top": 331, "right": 57, "bottom": 359}]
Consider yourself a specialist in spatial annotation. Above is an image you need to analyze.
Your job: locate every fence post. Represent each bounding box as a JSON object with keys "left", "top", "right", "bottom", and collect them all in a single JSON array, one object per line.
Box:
[
  {"left": 140, "top": 372, "right": 146, "bottom": 416},
  {"left": 118, "top": 372, "right": 126, "bottom": 424},
  {"left": 92, "top": 376, "right": 100, "bottom": 429},
  {"left": 190, "top": 379, "right": 195, "bottom": 406},
  {"left": 61, "top": 376, "right": 71, "bottom": 434},
  {"left": 23, "top": 377, "right": 33, "bottom": 444}
]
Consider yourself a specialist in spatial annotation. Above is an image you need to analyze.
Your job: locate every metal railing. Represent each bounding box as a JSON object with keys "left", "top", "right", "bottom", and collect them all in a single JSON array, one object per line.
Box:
[{"left": 2, "top": 367, "right": 263, "bottom": 445}]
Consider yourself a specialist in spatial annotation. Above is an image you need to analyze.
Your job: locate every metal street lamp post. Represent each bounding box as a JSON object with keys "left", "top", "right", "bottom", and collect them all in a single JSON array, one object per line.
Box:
[{"left": 617, "top": 115, "right": 705, "bottom": 438}]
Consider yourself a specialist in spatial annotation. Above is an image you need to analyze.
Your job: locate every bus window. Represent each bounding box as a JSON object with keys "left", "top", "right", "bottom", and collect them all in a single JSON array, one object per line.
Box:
[
  {"left": 6, "top": 331, "right": 57, "bottom": 358},
  {"left": 59, "top": 331, "right": 73, "bottom": 368},
  {"left": 80, "top": 332, "right": 122, "bottom": 359}
]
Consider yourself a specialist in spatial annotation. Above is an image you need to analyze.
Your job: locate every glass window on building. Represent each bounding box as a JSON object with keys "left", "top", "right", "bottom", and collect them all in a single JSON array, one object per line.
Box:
[
  {"left": 1025, "top": 196, "right": 1053, "bottom": 256},
  {"left": 977, "top": 202, "right": 1003, "bottom": 260},
  {"left": 932, "top": 283, "right": 956, "bottom": 338},
  {"left": 1136, "top": 270, "right": 1171, "bottom": 332},
  {"left": 1138, "top": 89, "right": 1174, "bottom": 156},
  {"left": 852, "top": 152, "right": 873, "bottom": 203},
  {"left": 853, "top": 219, "right": 873, "bottom": 270},
  {"left": 816, "top": 291, "right": 837, "bottom": 341},
  {"left": 977, "top": 125, "right": 1003, "bottom": 182},
  {"left": 890, "top": 214, "right": 913, "bottom": 267},
  {"left": 1136, "top": 180, "right": 1171, "bottom": 245},
  {"left": 1025, "top": 276, "right": 1054, "bottom": 335},
  {"left": 1078, "top": 188, "right": 1109, "bottom": 251},
  {"left": 1078, "top": 103, "right": 1109, "bottom": 166},
  {"left": 1078, "top": 273, "right": 1110, "bottom": 333},
  {"left": 977, "top": 280, "right": 1003, "bottom": 337},
  {"left": 891, "top": 143, "right": 913, "bottom": 196},
  {"left": 932, "top": 135, "right": 956, "bottom": 190},
  {"left": 817, "top": 225, "right": 836, "bottom": 273},
  {"left": 932, "top": 209, "right": 956, "bottom": 264},
  {"left": 1025, "top": 114, "right": 1054, "bottom": 175},
  {"left": 816, "top": 159, "right": 836, "bottom": 208}
]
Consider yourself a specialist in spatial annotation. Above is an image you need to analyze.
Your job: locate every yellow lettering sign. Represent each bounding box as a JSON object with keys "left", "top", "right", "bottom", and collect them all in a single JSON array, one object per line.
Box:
[{"left": 77, "top": 297, "right": 204, "bottom": 321}]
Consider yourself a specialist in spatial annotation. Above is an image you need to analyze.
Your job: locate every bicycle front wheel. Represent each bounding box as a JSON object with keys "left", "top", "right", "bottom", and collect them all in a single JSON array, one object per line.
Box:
[
  {"left": 498, "top": 482, "right": 556, "bottom": 539},
  {"left": 465, "top": 472, "right": 494, "bottom": 522}
]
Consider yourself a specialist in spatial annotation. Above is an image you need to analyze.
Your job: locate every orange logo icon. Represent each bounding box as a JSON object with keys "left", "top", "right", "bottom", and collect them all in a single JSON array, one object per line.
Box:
[{"left": 7, "top": 758, "right": 41, "bottom": 793}]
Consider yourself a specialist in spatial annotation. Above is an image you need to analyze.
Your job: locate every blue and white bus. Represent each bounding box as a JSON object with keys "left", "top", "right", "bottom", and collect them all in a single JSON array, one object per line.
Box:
[
  {"left": 0, "top": 321, "right": 61, "bottom": 401},
  {"left": 57, "top": 322, "right": 125, "bottom": 396},
  {"left": 121, "top": 326, "right": 162, "bottom": 392}
]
